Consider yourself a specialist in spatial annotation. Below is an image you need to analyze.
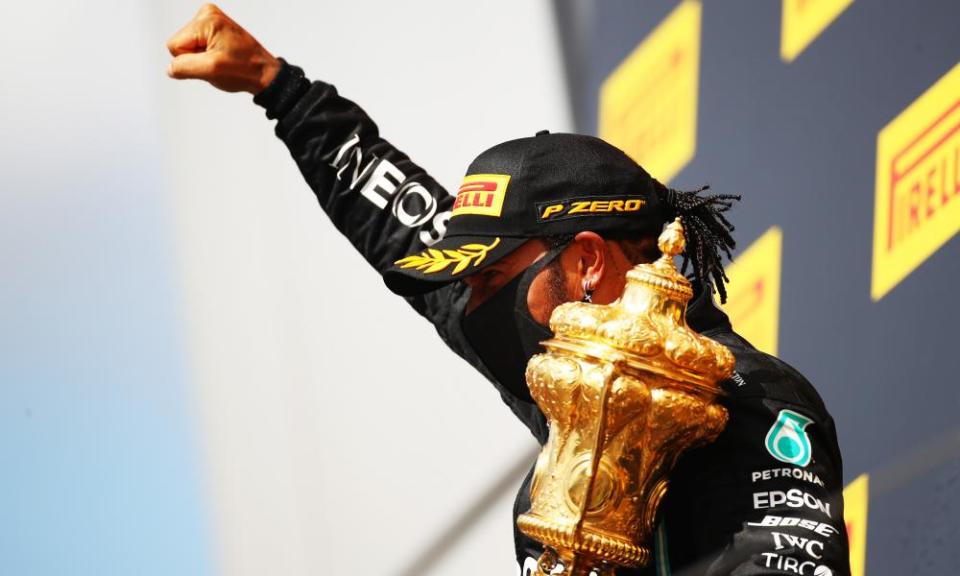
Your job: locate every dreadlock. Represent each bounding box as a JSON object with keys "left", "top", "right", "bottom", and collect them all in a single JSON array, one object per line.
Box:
[
  {"left": 654, "top": 181, "right": 740, "bottom": 303},
  {"left": 540, "top": 182, "right": 739, "bottom": 304}
]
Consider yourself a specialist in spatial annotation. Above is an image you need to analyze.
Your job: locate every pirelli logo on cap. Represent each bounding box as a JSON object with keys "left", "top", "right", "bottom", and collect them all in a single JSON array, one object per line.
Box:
[
  {"left": 872, "top": 63, "right": 960, "bottom": 301},
  {"left": 537, "top": 196, "right": 646, "bottom": 222},
  {"left": 452, "top": 174, "right": 510, "bottom": 218}
]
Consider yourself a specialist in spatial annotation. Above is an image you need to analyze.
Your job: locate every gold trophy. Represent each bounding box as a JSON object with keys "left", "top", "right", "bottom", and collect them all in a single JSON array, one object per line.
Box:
[{"left": 518, "top": 218, "right": 735, "bottom": 575}]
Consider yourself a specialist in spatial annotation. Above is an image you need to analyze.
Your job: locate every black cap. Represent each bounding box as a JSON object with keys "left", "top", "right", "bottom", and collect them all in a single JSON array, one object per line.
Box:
[{"left": 383, "top": 132, "right": 671, "bottom": 296}]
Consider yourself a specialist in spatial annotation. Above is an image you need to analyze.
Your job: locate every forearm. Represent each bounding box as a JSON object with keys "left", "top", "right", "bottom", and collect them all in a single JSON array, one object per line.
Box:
[{"left": 253, "top": 59, "right": 453, "bottom": 273}]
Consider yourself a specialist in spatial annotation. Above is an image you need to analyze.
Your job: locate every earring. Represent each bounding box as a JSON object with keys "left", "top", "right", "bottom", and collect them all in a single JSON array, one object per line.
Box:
[{"left": 582, "top": 278, "right": 595, "bottom": 303}]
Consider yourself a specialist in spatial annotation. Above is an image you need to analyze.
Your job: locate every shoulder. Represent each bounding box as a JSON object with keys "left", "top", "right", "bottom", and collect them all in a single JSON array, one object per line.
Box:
[
  {"left": 694, "top": 327, "right": 844, "bottom": 485},
  {"left": 660, "top": 327, "right": 850, "bottom": 574},
  {"left": 707, "top": 328, "right": 829, "bottom": 416}
]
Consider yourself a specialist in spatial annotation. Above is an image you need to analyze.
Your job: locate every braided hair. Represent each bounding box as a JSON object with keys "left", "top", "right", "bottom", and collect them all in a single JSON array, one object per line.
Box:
[{"left": 654, "top": 181, "right": 740, "bottom": 304}]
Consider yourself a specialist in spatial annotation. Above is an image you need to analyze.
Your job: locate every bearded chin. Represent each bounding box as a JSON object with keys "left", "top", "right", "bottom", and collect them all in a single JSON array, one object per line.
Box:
[{"left": 545, "top": 261, "right": 574, "bottom": 314}]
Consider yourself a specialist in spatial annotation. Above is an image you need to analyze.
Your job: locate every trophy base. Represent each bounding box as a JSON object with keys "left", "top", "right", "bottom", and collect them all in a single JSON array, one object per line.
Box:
[{"left": 517, "top": 513, "right": 650, "bottom": 570}]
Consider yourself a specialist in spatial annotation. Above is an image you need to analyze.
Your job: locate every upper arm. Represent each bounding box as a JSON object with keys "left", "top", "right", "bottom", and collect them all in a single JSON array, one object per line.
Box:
[{"left": 662, "top": 396, "right": 851, "bottom": 576}]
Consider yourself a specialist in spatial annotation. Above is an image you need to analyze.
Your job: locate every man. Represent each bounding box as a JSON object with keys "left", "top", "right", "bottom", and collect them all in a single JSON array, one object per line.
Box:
[{"left": 167, "top": 5, "right": 851, "bottom": 575}]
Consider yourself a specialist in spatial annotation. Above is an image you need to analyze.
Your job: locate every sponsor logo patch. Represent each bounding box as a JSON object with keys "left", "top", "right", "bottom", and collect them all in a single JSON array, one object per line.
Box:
[
  {"left": 751, "top": 467, "right": 825, "bottom": 486},
  {"left": 452, "top": 174, "right": 510, "bottom": 218},
  {"left": 772, "top": 531, "right": 825, "bottom": 559},
  {"left": 760, "top": 552, "right": 833, "bottom": 575},
  {"left": 537, "top": 196, "right": 646, "bottom": 222},
  {"left": 871, "top": 62, "right": 960, "bottom": 300},
  {"left": 753, "top": 488, "right": 831, "bottom": 518},
  {"left": 747, "top": 514, "right": 840, "bottom": 538},
  {"left": 394, "top": 238, "right": 501, "bottom": 275},
  {"left": 766, "top": 409, "right": 814, "bottom": 466},
  {"left": 326, "top": 134, "right": 449, "bottom": 246},
  {"left": 730, "top": 371, "right": 748, "bottom": 387}
]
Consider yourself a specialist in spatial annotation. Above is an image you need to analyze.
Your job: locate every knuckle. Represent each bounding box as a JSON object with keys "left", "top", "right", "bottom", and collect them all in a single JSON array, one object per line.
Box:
[{"left": 199, "top": 12, "right": 225, "bottom": 33}]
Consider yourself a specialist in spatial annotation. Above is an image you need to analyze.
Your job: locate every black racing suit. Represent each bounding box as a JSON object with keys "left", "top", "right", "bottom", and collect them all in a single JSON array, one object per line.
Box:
[{"left": 253, "top": 60, "right": 852, "bottom": 576}]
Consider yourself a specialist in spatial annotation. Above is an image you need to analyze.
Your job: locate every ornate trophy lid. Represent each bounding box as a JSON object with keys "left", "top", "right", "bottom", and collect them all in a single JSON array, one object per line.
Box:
[{"left": 545, "top": 218, "right": 734, "bottom": 390}]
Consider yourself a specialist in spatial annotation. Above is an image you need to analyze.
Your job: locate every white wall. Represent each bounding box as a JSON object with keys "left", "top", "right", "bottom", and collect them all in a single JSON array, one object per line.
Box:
[
  {"left": 155, "top": 1, "right": 571, "bottom": 575},
  {"left": 0, "top": 2, "right": 212, "bottom": 575}
]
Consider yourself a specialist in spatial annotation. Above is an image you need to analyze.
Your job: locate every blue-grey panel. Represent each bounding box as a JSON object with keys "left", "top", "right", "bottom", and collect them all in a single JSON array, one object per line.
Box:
[{"left": 555, "top": 0, "right": 960, "bottom": 573}]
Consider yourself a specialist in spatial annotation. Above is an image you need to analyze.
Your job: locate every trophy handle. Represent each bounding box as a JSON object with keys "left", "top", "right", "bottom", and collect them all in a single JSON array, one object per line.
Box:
[{"left": 532, "top": 548, "right": 558, "bottom": 575}]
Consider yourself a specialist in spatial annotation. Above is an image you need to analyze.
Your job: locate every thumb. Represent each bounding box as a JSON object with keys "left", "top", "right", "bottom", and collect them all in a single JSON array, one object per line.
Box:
[{"left": 167, "top": 52, "right": 218, "bottom": 80}]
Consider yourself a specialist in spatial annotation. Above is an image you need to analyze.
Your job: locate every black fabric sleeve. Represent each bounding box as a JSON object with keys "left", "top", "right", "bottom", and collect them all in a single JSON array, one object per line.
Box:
[
  {"left": 656, "top": 344, "right": 852, "bottom": 576},
  {"left": 697, "top": 400, "right": 851, "bottom": 576},
  {"left": 253, "top": 59, "right": 457, "bottom": 320},
  {"left": 253, "top": 60, "right": 550, "bottom": 441}
]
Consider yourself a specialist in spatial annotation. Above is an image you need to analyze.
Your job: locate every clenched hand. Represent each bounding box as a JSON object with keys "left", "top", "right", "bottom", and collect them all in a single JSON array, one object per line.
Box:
[{"left": 166, "top": 4, "right": 281, "bottom": 95}]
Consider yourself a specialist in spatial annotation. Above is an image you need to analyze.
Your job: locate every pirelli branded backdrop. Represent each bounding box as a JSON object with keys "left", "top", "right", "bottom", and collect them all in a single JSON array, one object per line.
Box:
[{"left": 553, "top": 1, "right": 959, "bottom": 574}]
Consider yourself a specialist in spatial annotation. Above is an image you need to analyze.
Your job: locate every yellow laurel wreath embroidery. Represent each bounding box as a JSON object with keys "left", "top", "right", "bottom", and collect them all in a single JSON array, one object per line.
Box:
[{"left": 395, "top": 237, "right": 502, "bottom": 275}]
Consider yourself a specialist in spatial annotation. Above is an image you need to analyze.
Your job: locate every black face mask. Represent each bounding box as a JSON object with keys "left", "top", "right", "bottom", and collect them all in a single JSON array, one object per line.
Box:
[{"left": 461, "top": 245, "right": 567, "bottom": 403}]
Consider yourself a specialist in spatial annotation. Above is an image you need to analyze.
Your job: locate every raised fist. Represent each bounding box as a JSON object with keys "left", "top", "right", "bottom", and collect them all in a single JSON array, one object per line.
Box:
[{"left": 166, "top": 4, "right": 280, "bottom": 95}]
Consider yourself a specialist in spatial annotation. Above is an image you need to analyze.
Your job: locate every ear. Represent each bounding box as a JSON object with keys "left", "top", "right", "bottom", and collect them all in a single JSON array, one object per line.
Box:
[{"left": 572, "top": 231, "right": 607, "bottom": 290}]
